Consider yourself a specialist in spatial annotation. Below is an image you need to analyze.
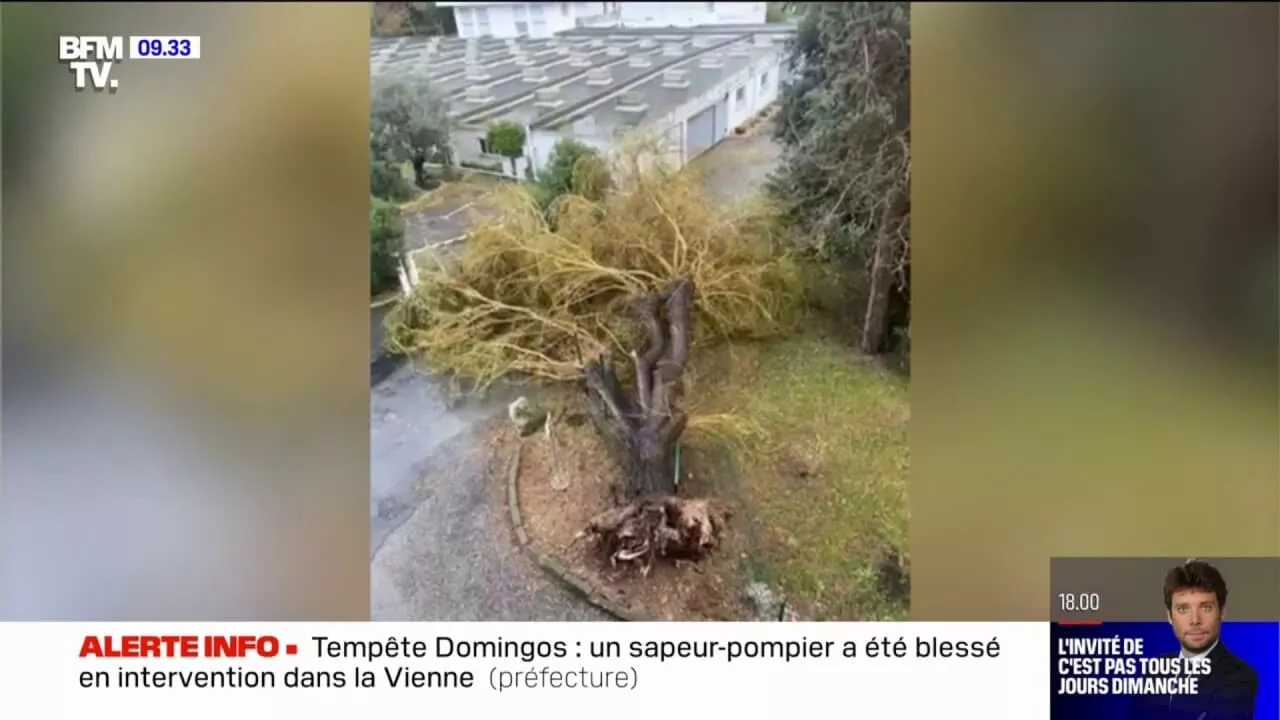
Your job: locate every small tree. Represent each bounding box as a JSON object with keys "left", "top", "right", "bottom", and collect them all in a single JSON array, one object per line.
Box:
[
  {"left": 769, "top": 2, "right": 910, "bottom": 355},
  {"left": 570, "top": 153, "right": 612, "bottom": 201},
  {"left": 371, "top": 196, "right": 406, "bottom": 296},
  {"left": 536, "top": 138, "right": 610, "bottom": 202},
  {"left": 371, "top": 2, "right": 412, "bottom": 36},
  {"left": 371, "top": 77, "right": 451, "bottom": 190},
  {"left": 371, "top": 153, "right": 413, "bottom": 201},
  {"left": 408, "top": 2, "right": 457, "bottom": 35},
  {"left": 485, "top": 121, "right": 527, "bottom": 177},
  {"left": 372, "top": 2, "right": 457, "bottom": 37}
]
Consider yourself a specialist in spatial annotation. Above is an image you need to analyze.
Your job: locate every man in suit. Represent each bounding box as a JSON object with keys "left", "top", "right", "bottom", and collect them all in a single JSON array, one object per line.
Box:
[{"left": 1129, "top": 560, "right": 1259, "bottom": 720}]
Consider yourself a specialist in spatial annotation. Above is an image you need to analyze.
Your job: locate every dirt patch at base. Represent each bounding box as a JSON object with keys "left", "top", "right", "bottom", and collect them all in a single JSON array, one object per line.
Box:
[{"left": 496, "top": 390, "right": 754, "bottom": 621}]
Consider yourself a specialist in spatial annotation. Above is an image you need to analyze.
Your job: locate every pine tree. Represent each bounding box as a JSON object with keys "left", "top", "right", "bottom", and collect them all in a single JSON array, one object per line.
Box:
[{"left": 770, "top": 2, "right": 910, "bottom": 354}]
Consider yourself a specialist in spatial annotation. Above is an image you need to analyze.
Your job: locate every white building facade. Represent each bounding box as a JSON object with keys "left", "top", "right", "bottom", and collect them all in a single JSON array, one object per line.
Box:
[
  {"left": 441, "top": 2, "right": 623, "bottom": 39},
  {"left": 441, "top": 2, "right": 767, "bottom": 38},
  {"left": 618, "top": 2, "right": 766, "bottom": 28}
]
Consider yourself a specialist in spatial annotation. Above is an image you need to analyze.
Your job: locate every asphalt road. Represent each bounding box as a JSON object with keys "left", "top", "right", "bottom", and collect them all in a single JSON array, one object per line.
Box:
[{"left": 369, "top": 362, "right": 607, "bottom": 621}]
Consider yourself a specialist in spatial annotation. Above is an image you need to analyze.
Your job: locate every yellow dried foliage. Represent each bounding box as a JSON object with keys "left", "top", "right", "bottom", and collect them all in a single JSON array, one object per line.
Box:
[{"left": 384, "top": 142, "right": 801, "bottom": 391}]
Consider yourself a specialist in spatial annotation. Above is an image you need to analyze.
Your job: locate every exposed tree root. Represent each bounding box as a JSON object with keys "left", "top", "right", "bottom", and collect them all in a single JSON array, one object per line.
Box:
[{"left": 578, "top": 495, "right": 727, "bottom": 576}]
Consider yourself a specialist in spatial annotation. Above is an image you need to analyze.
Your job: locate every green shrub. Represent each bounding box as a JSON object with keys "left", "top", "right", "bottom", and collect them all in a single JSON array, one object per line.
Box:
[
  {"left": 536, "top": 138, "right": 606, "bottom": 202},
  {"left": 370, "top": 196, "right": 405, "bottom": 296},
  {"left": 371, "top": 160, "right": 413, "bottom": 201},
  {"left": 532, "top": 139, "right": 612, "bottom": 229},
  {"left": 485, "top": 120, "right": 527, "bottom": 176}
]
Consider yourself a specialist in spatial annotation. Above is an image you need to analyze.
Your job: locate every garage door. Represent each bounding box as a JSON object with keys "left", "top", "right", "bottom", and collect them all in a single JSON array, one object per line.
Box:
[{"left": 685, "top": 104, "right": 716, "bottom": 161}]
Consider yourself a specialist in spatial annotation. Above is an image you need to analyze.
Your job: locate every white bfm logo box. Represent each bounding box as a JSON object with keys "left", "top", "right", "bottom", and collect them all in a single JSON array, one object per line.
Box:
[
  {"left": 58, "top": 36, "right": 201, "bottom": 92},
  {"left": 59, "top": 36, "right": 123, "bottom": 91}
]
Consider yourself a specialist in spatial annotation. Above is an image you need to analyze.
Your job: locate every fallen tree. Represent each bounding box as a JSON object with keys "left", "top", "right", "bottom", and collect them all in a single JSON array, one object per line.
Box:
[
  {"left": 578, "top": 278, "right": 726, "bottom": 574},
  {"left": 382, "top": 140, "right": 787, "bottom": 574}
]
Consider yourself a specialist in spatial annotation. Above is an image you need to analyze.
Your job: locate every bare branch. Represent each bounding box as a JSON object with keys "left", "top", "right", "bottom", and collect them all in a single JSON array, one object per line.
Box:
[
  {"left": 631, "top": 294, "right": 664, "bottom": 415},
  {"left": 584, "top": 357, "right": 635, "bottom": 430}
]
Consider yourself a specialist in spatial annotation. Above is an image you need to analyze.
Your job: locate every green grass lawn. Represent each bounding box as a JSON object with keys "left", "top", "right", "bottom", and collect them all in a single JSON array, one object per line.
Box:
[{"left": 688, "top": 334, "right": 910, "bottom": 620}]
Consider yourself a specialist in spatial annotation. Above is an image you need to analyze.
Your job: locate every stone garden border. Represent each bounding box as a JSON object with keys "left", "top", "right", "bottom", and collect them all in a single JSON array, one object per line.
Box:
[{"left": 503, "top": 442, "right": 651, "bottom": 622}]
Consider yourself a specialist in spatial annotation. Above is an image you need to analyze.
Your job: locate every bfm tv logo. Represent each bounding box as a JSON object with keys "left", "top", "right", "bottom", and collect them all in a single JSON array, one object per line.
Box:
[{"left": 59, "top": 36, "right": 122, "bottom": 92}]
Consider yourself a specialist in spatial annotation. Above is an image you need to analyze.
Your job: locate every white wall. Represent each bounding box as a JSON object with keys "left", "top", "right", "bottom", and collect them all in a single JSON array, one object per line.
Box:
[
  {"left": 659, "top": 122, "right": 685, "bottom": 170},
  {"left": 525, "top": 125, "right": 619, "bottom": 178},
  {"left": 619, "top": 2, "right": 766, "bottom": 28},
  {"left": 450, "top": 2, "right": 603, "bottom": 38},
  {"left": 526, "top": 130, "right": 562, "bottom": 175},
  {"left": 453, "top": 124, "right": 534, "bottom": 178},
  {"left": 448, "top": 2, "right": 768, "bottom": 38},
  {"left": 727, "top": 53, "right": 780, "bottom": 132},
  {"left": 572, "top": 1, "right": 622, "bottom": 29},
  {"left": 715, "top": 2, "right": 768, "bottom": 24},
  {"left": 452, "top": 126, "right": 492, "bottom": 168}
]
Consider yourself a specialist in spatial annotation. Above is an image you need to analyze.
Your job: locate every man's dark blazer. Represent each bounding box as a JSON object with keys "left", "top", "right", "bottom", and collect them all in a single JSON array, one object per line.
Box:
[{"left": 1128, "top": 641, "right": 1259, "bottom": 720}]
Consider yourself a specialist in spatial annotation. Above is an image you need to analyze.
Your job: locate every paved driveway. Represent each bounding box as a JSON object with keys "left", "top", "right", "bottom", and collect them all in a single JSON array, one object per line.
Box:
[
  {"left": 696, "top": 121, "right": 783, "bottom": 204},
  {"left": 369, "top": 364, "right": 608, "bottom": 621},
  {"left": 402, "top": 175, "right": 506, "bottom": 252}
]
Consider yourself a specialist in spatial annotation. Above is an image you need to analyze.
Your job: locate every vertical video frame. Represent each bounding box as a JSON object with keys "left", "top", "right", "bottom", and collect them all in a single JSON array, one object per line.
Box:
[{"left": 368, "top": 2, "right": 910, "bottom": 622}]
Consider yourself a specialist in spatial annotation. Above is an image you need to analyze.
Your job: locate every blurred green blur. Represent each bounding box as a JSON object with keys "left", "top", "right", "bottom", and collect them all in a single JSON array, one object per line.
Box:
[{"left": 911, "top": 3, "right": 1278, "bottom": 620}]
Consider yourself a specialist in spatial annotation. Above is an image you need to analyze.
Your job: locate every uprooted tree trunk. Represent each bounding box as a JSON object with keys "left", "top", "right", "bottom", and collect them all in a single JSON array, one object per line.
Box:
[{"left": 578, "top": 278, "right": 725, "bottom": 574}]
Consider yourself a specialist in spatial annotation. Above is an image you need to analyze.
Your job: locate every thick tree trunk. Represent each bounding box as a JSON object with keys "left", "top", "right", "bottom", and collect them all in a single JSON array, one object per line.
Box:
[
  {"left": 585, "top": 279, "right": 693, "bottom": 502},
  {"left": 860, "top": 189, "right": 909, "bottom": 354},
  {"left": 411, "top": 155, "right": 429, "bottom": 190},
  {"left": 579, "top": 279, "right": 724, "bottom": 572},
  {"left": 584, "top": 361, "right": 682, "bottom": 500}
]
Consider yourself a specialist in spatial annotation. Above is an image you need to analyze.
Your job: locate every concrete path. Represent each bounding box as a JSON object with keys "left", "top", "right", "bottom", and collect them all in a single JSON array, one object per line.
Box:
[
  {"left": 369, "top": 362, "right": 608, "bottom": 621},
  {"left": 402, "top": 203, "right": 470, "bottom": 252},
  {"left": 698, "top": 119, "right": 783, "bottom": 204},
  {"left": 401, "top": 177, "right": 504, "bottom": 252}
]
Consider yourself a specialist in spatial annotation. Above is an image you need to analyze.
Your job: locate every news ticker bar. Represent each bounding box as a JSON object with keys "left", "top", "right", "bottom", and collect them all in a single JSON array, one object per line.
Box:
[
  {"left": 0, "top": 621, "right": 1274, "bottom": 720},
  {"left": 0, "top": 622, "right": 1044, "bottom": 716}
]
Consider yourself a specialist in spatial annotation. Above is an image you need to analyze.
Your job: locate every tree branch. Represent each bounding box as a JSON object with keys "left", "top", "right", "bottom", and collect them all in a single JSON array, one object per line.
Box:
[
  {"left": 632, "top": 294, "right": 664, "bottom": 416},
  {"left": 584, "top": 357, "right": 635, "bottom": 430}
]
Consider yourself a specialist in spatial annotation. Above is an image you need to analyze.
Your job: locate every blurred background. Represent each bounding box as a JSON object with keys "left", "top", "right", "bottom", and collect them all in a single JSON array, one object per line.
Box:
[
  {"left": 0, "top": 3, "right": 1274, "bottom": 620},
  {"left": 911, "top": 3, "right": 1278, "bottom": 618},
  {"left": 1, "top": 3, "right": 371, "bottom": 619}
]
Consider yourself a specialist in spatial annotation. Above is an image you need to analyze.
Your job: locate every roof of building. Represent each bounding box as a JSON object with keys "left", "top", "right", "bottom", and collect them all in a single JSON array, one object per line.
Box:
[
  {"left": 547, "top": 41, "right": 776, "bottom": 135},
  {"left": 370, "top": 25, "right": 794, "bottom": 137}
]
